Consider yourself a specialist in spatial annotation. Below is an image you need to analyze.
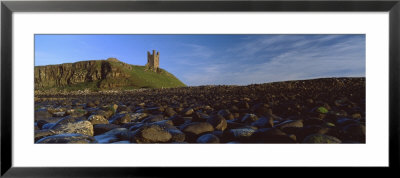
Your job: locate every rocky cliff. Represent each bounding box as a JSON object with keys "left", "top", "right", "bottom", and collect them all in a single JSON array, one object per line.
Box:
[{"left": 34, "top": 58, "right": 186, "bottom": 91}]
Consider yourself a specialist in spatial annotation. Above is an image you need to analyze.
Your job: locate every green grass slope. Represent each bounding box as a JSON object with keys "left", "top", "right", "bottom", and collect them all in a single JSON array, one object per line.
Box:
[
  {"left": 103, "top": 61, "right": 186, "bottom": 89},
  {"left": 37, "top": 59, "right": 186, "bottom": 92}
]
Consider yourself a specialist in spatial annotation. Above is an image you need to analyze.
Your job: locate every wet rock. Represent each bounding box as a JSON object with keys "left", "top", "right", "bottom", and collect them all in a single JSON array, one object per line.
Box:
[
  {"left": 35, "top": 77, "right": 365, "bottom": 144},
  {"left": 207, "top": 115, "right": 227, "bottom": 131},
  {"left": 50, "top": 120, "right": 94, "bottom": 136},
  {"left": 164, "top": 107, "right": 177, "bottom": 117},
  {"left": 297, "top": 125, "right": 331, "bottom": 142},
  {"left": 129, "top": 113, "right": 148, "bottom": 122},
  {"left": 94, "top": 110, "right": 114, "bottom": 120},
  {"left": 197, "top": 134, "right": 220, "bottom": 143},
  {"left": 302, "top": 134, "right": 342, "bottom": 143},
  {"left": 94, "top": 128, "right": 129, "bottom": 143},
  {"left": 211, "top": 131, "right": 223, "bottom": 138},
  {"left": 52, "top": 111, "right": 67, "bottom": 117},
  {"left": 36, "top": 133, "right": 97, "bottom": 143},
  {"left": 169, "top": 116, "right": 192, "bottom": 126},
  {"left": 251, "top": 117, "right": 273, "bottom": 128},
  {"left": 86, "top": 101, "right": 96, "bottom": 108},
  {"left": 142, "top": 114, "right": 166, "bottom": 123},
  {"left": 52, "top": 116, "right": 86, "bottom": 126},
  {"left": 36, "top": 120, "right": 48, "bottom": 130},
  {"left": 117, "top": 105, "right": 130, "bottom": 113},
  {"left": 192, "top": 112, "right": 209, "bottom": 122},
  {"left": 68, "top": 109, "right": 88, "bottom": 118},
  {"left": 93, "top": 124, "right": 120, "bottom": 135},
  {"left": 110, "top": 104, "right": 118, "bottom": 113},
  {"left": 274, "top": 120, "right": 303, "bottom": 130},
  {"left": 182, "top": 108, "right": 194, "bottom": 116},
  {"left": 42, "top": 123, "right": 56, "bottom": 130},
  {"left": 336, "top": 118, "right": 359, "bottom": 127},
  {"left": 144, "top": 107, "right": 165, "bottom": 115},
  {"left": 88, "top": 115, "right": 109, "bottom": 125},
  {"left": 226, "top": 120, "right": 247, "bottom": 130},
  {"left": 109, "top": 113, "right": 132, "bottom": 125},
  {"left": 151, "top": 120, "right": 186, "bottom": 143},
  {"left": 130, "top": 123, "right": 172, "bottom": 143},
  {"left": 35, "top": 129, "right": 56, "bottom": 142},
  {"left": 34, "top": 124, "right": 40, "bottom": 131},
  {"left": 241, "top": 113, "right": 259, "bottom": 123},
  {"left": 180, "top": 122, "right": 214, "bottom": 142},
  {"left": 35, "top": 109, "right": 52, "bottom": 121},
  {"left": 224, "top": 127, "right": 256, "bottom": 142},
  {"left": 166, "top": 128, "right": 186, "bottom": 143},
  {"left": 152, "top": 119, "right": 174, "bottom": 126},
  {"left": 217, "top": 109, "right": 234, "bottom": 120},
  {"left": 181, "top": 122, "right": 214, "bottom": 135},
  {"left": 121, "top": 122, "right": 139, "bottom": 129},
  {"left": 251, "top": 128, "right": 294, "bottom": 143}
]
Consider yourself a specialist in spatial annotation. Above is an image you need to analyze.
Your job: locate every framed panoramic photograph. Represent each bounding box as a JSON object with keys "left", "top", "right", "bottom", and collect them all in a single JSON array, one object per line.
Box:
[{"left": 1, "top": 0, "right": 399, "bottom": 177}]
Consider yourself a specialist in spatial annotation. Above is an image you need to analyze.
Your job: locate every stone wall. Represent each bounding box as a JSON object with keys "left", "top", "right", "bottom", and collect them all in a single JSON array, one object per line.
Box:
[{"left": 146, "top": 50, "right": 159, "bottom": 72}]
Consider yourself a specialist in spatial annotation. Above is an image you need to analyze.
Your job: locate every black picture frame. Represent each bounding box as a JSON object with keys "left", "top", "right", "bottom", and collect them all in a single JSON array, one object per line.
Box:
[{"left": 1, "top": 0, "right": 399, "bottom": 177}]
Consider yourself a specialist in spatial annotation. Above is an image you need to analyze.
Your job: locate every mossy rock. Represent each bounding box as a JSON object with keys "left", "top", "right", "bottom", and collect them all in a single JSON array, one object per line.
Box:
[{"left": 317, "top": 107, "right": 329, "bottom": 114}]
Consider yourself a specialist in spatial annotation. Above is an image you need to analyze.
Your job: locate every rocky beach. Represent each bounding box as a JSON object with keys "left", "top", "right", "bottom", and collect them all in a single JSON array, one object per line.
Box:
[{"left": 34, "top": 77, "right": 366, "bottom": 144}]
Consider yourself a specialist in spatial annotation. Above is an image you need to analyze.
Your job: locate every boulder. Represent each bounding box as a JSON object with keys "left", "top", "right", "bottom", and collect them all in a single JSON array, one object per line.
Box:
[
  {"left": 164, "top": 107, "right": 177, "bottom": 117},
  {"left": 129, "top": 113, "right": 149, "bottom": 122},
  {"left": 181, "top": 108, "right": 194, "bottom": 116},
  {"left": 34, "top": 109, "right": 52, "bottom": 121},
  {"left": 302, "top": 134, "right": 342, "bottom": 143},
  {"left": 251, "top": 116, "right": 273, "bottom": 128},
  {"left": 88, "top": 115, "right": 109, "bottom": 125},
  {"left": 192, "top": 112, "right": 209, "bottom": 122},
  {"left": 251, "top": 128, "right": 294, "bottom": 143},
  {"left": 207, "top": 115, "right": 227, "bottom": 131},
  {"left": 197, "top": 134, "right": 220, "bottom": 143},
  {"left": 93, "top": 124, "right": 120, "bottom": 135},
  {"left": 36, "top": 133, "right": 97, "bottom": 143},
  {"left": 34, "top": 129, "right": 56, "bottom": 142},
  {"left": 94, "top": 110, "right": 114, "bottom": 119},
  {"left": 180, "top": 122, "right": 214, "bottom": 142},
  {"left": 130, "top": 123, "right": 172, "bottom": 143},
  {"left": 180, "top": 122, "right": 214, "bottom": 136},
  {"left": 109, "top": 113, "right": 132, "bottom": 125},
  {"left": 224, "top": 127, "right": 256, "bottom": 142},
  {"left": 169, "top": 115, "right": 192, "bottom": 126},
  {"left": 241, "top": 113, "right": 259, "bottom": 123},
  {"left": 41, "top": 123, "right": 56, "bottom": 130},
  {"left": 50, "top": 120, "right": 94, "bottom": 136},
  {"left": 274, "top": 120, "right": 303, "bottom": 130},
  {"left": 36, "top": 120, "right": 49, "bottom": 130}
]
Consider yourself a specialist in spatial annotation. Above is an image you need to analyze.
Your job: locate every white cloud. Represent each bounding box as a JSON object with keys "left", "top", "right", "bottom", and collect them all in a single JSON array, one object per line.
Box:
[{"left": 183, "top": 35, "right": 365, "bottom": 86}]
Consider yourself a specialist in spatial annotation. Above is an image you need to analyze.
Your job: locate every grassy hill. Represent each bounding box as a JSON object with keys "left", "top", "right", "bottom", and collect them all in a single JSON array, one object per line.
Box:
[{"left": 34, "top": 58, "right": 186, "bottom": 92}]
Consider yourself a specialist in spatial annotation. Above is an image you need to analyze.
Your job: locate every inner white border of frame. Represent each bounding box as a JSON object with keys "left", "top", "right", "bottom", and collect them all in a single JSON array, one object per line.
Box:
[{"left": 12, "top": 12, "right": 388, "bottom": 167}]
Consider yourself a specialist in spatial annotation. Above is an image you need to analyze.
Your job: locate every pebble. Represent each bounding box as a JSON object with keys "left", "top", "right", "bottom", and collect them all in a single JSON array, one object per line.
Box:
[{"left": 34, "top": 78, "right": 365, "bottom": 144}]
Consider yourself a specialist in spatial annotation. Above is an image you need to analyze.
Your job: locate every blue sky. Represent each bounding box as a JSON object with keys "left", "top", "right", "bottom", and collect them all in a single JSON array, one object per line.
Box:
[{"left": 35, "top": 34, "right": 365, "bottom": 86}]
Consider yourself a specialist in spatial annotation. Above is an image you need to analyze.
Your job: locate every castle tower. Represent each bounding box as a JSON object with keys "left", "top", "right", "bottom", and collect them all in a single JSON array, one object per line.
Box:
[{"left": 146, "top": 50, "right": 159, "bottom": 72}]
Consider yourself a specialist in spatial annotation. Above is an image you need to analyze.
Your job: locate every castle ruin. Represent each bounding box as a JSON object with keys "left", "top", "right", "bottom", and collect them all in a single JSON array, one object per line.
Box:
[{"left": 146, "top": 50, "right": 159, "bottom": 72}]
